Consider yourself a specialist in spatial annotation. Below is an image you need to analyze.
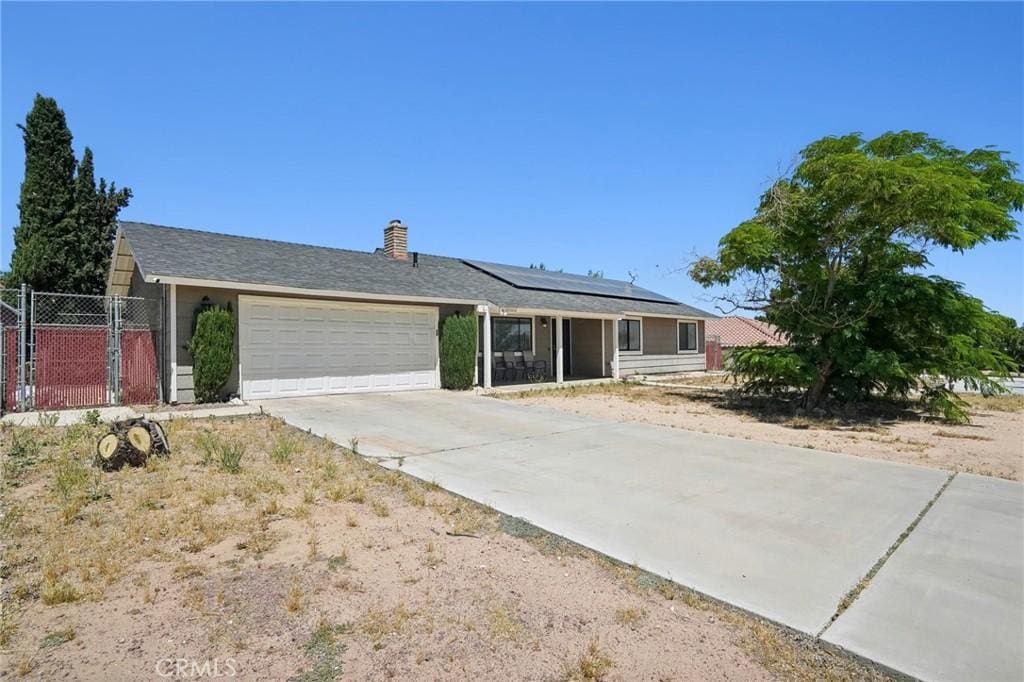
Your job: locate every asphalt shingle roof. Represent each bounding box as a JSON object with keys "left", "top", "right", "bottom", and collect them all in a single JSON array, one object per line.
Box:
[{"left": 120, "top": 221, "right": 714, "bottom": 318}]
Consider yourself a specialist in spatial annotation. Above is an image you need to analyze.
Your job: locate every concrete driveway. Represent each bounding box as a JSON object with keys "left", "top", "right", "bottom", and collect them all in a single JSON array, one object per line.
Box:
[{"left": 257, "top": 391, "right": 1023, "bottom": 682}]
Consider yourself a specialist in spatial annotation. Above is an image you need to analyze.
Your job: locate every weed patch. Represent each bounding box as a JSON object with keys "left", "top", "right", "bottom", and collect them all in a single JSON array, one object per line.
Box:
[
  {"left": 294, "top": 618, "right": 352, "bottom": 682},
  {"left": 360, "top": 604, "right": 414, "bottom": 649},
  {"left": 40, "top": 627, "right": 75, "bottom": 649},
  {"left": 562, "top": 638, "right": 613, "bottom": 681}
]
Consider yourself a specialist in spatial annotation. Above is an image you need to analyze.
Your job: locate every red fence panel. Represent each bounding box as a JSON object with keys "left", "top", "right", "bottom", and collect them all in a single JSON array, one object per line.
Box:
[
  {"left": 705, "top": 338, "right": 724, "bottom": 371},
  {"left": 3, "top": 328, "right": 17, "bottom": 410},
  {"left": 121, "top": 330, "right": 158, "bottom": 405},
  {"left": 34, "top": 327, "right": 108, "bottom": 409}
]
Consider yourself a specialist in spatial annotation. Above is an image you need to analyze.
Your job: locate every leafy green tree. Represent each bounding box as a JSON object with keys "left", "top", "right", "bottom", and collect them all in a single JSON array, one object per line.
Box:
[
  {"left": 8, "top": 94, "right": 130, "bottom": 294},
  {"left": 691, "top": 131, "right": 1024, "bottom": 422},
  {"left": 188, "top": 307, "right": 236, "bottom": 403},
  {"left": 992, "top": 315, "right": 1024, "bottom": 367}
]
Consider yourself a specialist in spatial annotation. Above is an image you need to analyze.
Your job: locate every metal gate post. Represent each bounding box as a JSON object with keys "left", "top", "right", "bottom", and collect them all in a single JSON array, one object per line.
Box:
[
  {"left": 18, "top": 285, "right": 28, "bottom": 411},
  {"left": 109, "top": 295, "right": 123, "bottom": 405}
]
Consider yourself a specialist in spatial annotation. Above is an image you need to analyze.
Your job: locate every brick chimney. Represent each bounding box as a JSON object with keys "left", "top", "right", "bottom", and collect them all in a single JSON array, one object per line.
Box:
[{"left": 383, "top": 219, "right": 408, "bottom": 260}]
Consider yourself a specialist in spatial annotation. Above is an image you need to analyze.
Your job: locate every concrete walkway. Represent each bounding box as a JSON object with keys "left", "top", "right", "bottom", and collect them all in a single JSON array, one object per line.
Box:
[
  {"left": 1, "top": 403, "right": 260, "bottom": 426},
  {"left": 257, "top": 391, "right": 1024, "bottom": 681}
]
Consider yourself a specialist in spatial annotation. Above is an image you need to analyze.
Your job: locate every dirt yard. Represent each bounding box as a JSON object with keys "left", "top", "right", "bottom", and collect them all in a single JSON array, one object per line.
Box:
[
  {"left": 506, "top": 381, "right": 1024, "bottom": 481},
  {"left": 0, "top": 416, "right": 890, "bottom": 681}
]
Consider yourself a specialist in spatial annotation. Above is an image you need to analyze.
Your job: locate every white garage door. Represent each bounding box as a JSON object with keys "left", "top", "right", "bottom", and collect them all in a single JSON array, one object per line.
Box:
[{"left": 238, "top": 295, "right": 438, "bottom": 399}]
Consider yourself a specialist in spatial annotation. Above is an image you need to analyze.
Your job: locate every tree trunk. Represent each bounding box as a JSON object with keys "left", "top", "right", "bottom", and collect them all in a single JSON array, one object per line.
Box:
[{"left": 805, "top": 359, "right": 833, "bottom": 407}]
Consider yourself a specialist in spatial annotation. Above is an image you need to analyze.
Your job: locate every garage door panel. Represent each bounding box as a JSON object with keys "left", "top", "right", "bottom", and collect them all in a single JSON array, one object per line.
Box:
[{"left": 240, "top": 296, "right": 438, "bottom": 399}]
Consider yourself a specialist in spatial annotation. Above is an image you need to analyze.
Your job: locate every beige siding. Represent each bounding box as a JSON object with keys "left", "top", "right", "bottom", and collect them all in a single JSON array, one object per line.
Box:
[
  {"left": 641, "top": 317, "right": 676, "bottom": 354},
  {"left": 618, "top": 353, "right": 705, "bottom": 375},
  {"left": 610, "top": 316, "right": 707, "bottom": 376},
  {"left": 637, "top": 316, "right": 706, "bottom": 355},
  {"left": 535, "top": 316, "right": 553, "bottom": 377}
]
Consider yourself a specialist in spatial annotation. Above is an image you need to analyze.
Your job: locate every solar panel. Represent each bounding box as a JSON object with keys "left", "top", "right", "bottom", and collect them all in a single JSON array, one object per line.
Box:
[{"left": 465, "top": 260, "right": 678, "bottom": 304}]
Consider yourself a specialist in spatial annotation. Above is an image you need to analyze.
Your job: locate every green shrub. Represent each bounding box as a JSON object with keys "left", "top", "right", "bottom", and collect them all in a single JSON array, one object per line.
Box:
[
  {"left": 439, "top": 314, "right": 476, "bottom": 390},
  {"left": 188, "top": 306, "right": 235, "bottom": 403}
]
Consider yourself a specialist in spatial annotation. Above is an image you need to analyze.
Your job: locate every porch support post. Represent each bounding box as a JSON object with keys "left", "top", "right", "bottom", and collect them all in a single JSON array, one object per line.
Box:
[
  {"left": 555, "top": 315, "right": 564, "bottom": 383},
  {"left": 169, "top": 283, "right": 178, "bottom": 403},
  {"left": 611, "top": 317, "right": 621, "bottom": 380},
  {"left": 601, "top": 319, "right": 606, "bottom": 377},
  {"left": 482, "top": 307, "right": 492, "bottom": 389}
]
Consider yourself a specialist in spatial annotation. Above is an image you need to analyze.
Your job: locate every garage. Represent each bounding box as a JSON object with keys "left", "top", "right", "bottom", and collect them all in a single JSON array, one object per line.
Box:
[{"left": 238, "top": 295, "right": 438, "bottom": 399}]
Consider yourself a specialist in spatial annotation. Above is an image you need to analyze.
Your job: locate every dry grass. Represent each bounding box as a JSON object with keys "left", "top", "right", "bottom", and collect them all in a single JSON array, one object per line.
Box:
[
  {"left": 503, "top": 378, "right": 1023, "bottom": 424},
  {"left": 360, "top": 603, "right": 415, "bottom": 649},
  {"left": 561, "top": 638, "right": 614, "bottom": 681},
  {"left": 613, "top": 606, "right": 645, "bottom": 627},
  {"left": 486, "top": 600, "right": 522, "bottom": 642},
  {"left": 0, "top": 415, "right": 895, "bottom": 681},
  {"left": 422, "top": 541, "right": 444, "bottom": 569},
  {"left": 370, "top": 499, "right": 390, "bottom": 518},
  {"left": 963, "top": 393, "right": 1024, "bottom": 413},
  {"left": 284, "top": 580, "right": 304, "bottom": 613},
  {"left": 509, "top": 380, "right": 1023, "bottom": 480},
  {"left": 932, "top": 429, "right": 993, "bottom": 441},
  {"left": 0, "top": 417, "right": 398, "bottom": 640}
]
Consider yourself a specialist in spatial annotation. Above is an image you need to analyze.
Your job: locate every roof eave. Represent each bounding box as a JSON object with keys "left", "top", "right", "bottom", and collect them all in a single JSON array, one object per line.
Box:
[{"left": 142, "top": 274, "right": 490, "bottom": 307}]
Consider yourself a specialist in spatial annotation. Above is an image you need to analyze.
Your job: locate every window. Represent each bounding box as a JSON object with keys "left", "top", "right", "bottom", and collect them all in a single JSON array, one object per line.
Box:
[
  {"left": 678, "top": 321, "right": 698, "bottom": 352},
  {"left": 492, "top": 317, "right": 532, "bottom": 352},
  {"left": 618, "top": 319, "right": 641, "bottom": 352}
]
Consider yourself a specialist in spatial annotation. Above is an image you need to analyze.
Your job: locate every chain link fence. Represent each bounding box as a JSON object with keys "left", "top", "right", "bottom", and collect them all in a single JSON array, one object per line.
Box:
[
  {"left": 0, "top": 287, "right": 27, "bottom": 411},
  {"left": 0, "top": 286, "right": 162, "bottom": 413}
]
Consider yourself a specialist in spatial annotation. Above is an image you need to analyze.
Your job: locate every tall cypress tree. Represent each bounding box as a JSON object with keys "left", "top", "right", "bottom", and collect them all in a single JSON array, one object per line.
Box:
[
  {"left": 72, "top": 147, "right": 131, "bottom": 294},
  {"left": 7, "top": 94, "right": 131, "bottom": 293},
  {"left": 8, "top": 95, "right": 76, "bottom": 291}
]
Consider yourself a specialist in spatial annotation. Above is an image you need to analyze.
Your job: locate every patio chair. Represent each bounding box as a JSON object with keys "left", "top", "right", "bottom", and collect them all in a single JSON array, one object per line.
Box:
[
  {"left": 503, "top": 351, "right": 526, "bottom": 381},
  {"left": 493, "top": 355, "right": 511, "bottom": 383},
  {"left": 522, "top": 350, "right": 547, "bottom": 379}
]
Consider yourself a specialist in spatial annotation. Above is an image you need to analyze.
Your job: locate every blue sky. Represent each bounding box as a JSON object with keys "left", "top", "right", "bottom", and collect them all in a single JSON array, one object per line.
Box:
[{"left": 2, "top": 2, "right": 1022, "bottom": 320}]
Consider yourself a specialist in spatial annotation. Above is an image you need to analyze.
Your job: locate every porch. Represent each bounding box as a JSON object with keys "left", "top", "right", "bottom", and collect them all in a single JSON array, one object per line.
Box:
[
  {"left": 476, "top": 310, "right": 620, "bottom": 388},
  {"left": 473, "top": 306, "right": 709, "bottom": 389}
]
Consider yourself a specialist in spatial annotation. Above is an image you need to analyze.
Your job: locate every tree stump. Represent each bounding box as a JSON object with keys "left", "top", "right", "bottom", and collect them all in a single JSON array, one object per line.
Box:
[{"left": 94, "top": 418, "right": 171, "bottom": 471}]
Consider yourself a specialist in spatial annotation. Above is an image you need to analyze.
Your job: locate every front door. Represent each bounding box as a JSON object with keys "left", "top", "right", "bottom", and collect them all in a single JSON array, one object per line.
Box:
[{"left": 549, "top": 318, "right": 572, "bottom": 377}]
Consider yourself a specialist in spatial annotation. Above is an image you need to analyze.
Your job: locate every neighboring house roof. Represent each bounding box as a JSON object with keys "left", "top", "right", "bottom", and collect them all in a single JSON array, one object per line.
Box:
[
  {"left": 116, "top": 222, "right": 714, "bottom": 318},
  {"left": 705, "top": 316, "right": 786, "bottom": 347}
]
